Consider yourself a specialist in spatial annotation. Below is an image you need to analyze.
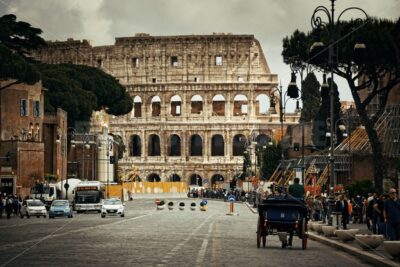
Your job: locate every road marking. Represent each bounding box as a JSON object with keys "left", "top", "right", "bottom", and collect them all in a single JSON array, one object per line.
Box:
[
  {"left": 156, "top": 214, "right": 214, "bottom": 266},
  {"left": 195, "top": 221, "right": 214, "bottom": 267},
  {"left": 0, "top": 213, "right": 154, "bottom": 254}
]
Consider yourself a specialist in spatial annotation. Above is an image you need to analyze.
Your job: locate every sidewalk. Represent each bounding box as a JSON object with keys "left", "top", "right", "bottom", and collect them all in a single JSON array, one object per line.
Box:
[{"left": 244, "top": 203, "right": 399, "bottom": 267}]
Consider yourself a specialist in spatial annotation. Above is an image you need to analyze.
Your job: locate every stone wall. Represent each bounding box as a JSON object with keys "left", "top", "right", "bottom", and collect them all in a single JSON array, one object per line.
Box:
[{"left": 33, "top": 33, "right": 300, "bottom": 186}]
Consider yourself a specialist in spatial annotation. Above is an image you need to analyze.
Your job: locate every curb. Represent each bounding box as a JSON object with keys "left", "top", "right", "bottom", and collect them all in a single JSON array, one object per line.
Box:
[
  {"left": 308, "top": 233, "right": 398, "bottom": 267},
  {"left": 244, "top": 203, "right": 397, "bottom": 267},
  {"left": 244, "top": 202, "right": 258, "bottom": 214}
]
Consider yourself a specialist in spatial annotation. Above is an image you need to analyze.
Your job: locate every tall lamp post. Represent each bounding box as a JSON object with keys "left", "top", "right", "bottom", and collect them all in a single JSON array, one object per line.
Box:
[
  {"left": 286, "top": 57, "right": 310, "bottom": 185},
  {"left": 309, "top": 0, "right": 368, "bottom": 196},
  {"left": 270, "top": 83, "right": 300, "bottom": 186}
]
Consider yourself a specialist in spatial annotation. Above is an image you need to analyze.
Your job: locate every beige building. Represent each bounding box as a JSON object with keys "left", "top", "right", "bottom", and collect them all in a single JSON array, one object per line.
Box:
[{"left": 34, "top": 33, "right": 300, "bottom": 187}]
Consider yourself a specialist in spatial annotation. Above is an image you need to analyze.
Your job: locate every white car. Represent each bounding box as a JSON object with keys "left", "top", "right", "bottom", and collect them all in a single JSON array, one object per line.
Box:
[
  {"left": 20, "top": 199, "right": 47, "bottom": 218},
  {"left": 101, "top": 198, "right": 125, "bottom": 218}
]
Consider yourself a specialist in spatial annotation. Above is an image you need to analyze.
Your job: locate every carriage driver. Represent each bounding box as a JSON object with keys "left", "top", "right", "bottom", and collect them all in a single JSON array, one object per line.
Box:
[{"left": 288, "top": 177, "right": 305, "bottom": 199}]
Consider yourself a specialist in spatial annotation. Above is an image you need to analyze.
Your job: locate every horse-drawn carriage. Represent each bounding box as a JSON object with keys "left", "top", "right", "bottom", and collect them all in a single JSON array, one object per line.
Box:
[{"left": 257, "top": 194, "right": 309, "bottom": 249}]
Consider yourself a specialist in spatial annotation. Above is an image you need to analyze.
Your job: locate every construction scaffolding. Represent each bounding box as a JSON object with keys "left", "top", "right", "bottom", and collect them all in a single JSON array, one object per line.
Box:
[{"left": 268, "top": 104, "right": 400, "bottom": 187}]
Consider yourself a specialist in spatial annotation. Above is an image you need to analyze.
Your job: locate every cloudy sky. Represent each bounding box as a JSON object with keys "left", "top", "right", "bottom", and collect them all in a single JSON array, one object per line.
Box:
[{"left": 1, "top": 0, "right": 398, "bottom": 110}]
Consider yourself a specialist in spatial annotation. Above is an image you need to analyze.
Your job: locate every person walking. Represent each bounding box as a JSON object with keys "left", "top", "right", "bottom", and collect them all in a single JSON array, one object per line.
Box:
[
  {"left": 384, "top": 188, "right": 400, "bottom": 240},
  {"left": 336, "top": 194, "right": 349, "bottom": 229},
  {"left": 0, "top": 196, "right": 4, "bottom": 218},
  {"left": 5, "top": 196, "right": 13, "bottom": 219}
]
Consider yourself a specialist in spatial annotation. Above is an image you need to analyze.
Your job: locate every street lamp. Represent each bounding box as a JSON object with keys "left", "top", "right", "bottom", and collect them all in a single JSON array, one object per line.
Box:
[
  {"left": 309, "top": 0, "right": 368, "bottom": 197},
  {"left": 270, "top": 83, "right": 301, "bottom": 186}
]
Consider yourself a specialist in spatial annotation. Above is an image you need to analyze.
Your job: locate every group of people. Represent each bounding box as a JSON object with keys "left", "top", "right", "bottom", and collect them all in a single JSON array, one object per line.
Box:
[
  {"left": 0, "top": 194, "right": 22, "bottom": 219},
  {"left": 286, "top": 178, "right": 400, "bottom": 240}
]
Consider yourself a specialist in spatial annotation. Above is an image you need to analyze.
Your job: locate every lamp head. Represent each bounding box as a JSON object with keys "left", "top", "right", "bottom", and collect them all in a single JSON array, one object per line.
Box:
[
  {"left": 287, "top": 72, "right": 299, "bottom": 98},
  {"left": 353, "top": 36, "right": 366, "bottom": 64}
]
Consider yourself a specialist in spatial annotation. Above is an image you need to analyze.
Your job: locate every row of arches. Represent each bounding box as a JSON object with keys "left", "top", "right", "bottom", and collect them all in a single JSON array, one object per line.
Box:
[
  {"left": 131, "top": 93, "right": 273, "bottom": 118},
  {"left": 138, "top": 173, "right": 227, "bottom": 186},
  {"left": 129, "top": 133, "right": 272, "bottom": 157}
]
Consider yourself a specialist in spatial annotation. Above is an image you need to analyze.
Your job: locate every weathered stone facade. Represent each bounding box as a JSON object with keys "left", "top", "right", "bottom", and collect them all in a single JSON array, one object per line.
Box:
[{"left": 34, "top": 33, "right": 300, "bottom": 187}]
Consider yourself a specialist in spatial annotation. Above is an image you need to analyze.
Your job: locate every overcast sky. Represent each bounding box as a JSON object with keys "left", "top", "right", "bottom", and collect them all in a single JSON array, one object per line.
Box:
[{"left": 1, "top": 0, "right": 399, "bottom": 110}]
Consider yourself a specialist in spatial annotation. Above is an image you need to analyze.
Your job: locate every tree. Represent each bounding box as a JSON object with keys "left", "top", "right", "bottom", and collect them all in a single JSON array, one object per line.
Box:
[
  {"left": 282, "top": 17, "right": 400, "bottom": 193},
  {"left": 0, "top": 44, "right": 41, "bottom": 89},
  {"left": 259, "top": 144, "right": 282, "bottom": 181},
  {"left": 312, "top": 78, "right": 342, "bottom": 149},
  {"left": 0, "top": 14, "right": 133, "bottom": 126},
  {"left": 0, "top": 13, "right": 45, "bottom": 90},
  {"left": 301, "top": 72, "right": 321, "bottom": 122},
  {"left": 37, "top": 63, "right": 133, "bottom": 125},
  {"left": 0, "top": 14, "right": 46, "bottom": 57}
]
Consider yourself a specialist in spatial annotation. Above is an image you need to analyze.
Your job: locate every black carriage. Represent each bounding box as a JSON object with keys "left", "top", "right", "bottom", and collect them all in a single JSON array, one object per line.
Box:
[{"left": 256, "top": 194, "right": 309, "bottom": 249}]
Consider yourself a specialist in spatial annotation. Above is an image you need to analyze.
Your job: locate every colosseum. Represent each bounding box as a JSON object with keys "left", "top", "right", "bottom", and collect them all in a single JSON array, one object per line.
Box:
[{"left": 33, "top": 33, "right": 300, "bottom": 188}]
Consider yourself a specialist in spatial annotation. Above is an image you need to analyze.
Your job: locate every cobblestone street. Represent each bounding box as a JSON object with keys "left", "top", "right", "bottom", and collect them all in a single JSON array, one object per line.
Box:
[{"left": 0, "top": 200, "right": 372, "bottom": 267}]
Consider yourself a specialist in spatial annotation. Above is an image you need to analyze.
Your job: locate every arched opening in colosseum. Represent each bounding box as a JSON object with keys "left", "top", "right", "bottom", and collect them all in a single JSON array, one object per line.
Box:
[
  {"left": 191, "top": 94, "right": 203, "bottom": 114},
  {"left": 151, "top": 96, "right": 161, "bottom": 117},
  {"left": 132, "top": 96, "right": 142, "bottom": 118},
  {"left": 256, "top": 94, "right": 270, "bottom": 115},
  {"left": 212, "top": 94, "right": 225, "bottom": 116},
  {"left": 148, "top": 134, "right": 161, "bottom": 156},
  {"left": 190, "top": 134, "right": 202, "bottom": 156},
  {"left": 189, "top": 174, "right": 203, "bottom": 186},
  {"left": 211, "top": 174, "right": 224, "bottom": 188},
  {"left": 147, "top": 173, "right": 161, "bottom": 182},
  {"left": 211, "top": 134, "right": 225, "bottom": 156},
  {"left": 168, "top": 134, "right": 181, "bottom": 156},
  {"left": 129, "top": 135, "right": 141, "bottom": 156},
  {"left": 170, "top": 95, "right": 182, "bottom": 116},
  {"left": 233, "top": 94, "right": 248, "bottom": 116},
  {"left": 232, "top": 134, "right": 246, "bottom": 156},
  {"left": 169, "top": 173, "right": 181, "bottom": 182},
  {"left": 256, "top": 134, "right": 271, "bottom": 148}
]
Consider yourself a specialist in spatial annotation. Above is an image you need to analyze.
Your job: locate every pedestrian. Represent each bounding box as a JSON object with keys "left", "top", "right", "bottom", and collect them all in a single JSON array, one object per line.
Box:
[
  {"left": 313, "top": 196, "right": 323, "bottom": 221},
  {"left": 366, "top": 192, "right": 378, "bottom": 231},
  {"left": 12, "top": 195, "right": 19, "bottom": 216},
  {"left": 0, "top": 196, "right": 4, "bottom": 218},
  {"left": 335, "top": 194, "right": 349, "bottom": 229},
  {"left": 375, "top": 194, "right": 386, "bottom": 237},
  {"left": 383, "top": 188, "right": 400, "bottom": 240},
  {"left": 5, "top": 196, "right": 13, "bottom": 219}
]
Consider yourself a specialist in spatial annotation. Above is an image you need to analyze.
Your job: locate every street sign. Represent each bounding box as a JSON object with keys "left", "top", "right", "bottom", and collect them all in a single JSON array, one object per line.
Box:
[
  {"left": 64, "top": 183, "right": 70, "bottom": 190},
  {"left": 228, "top": 195, "right": 236, "bottom": 202}
]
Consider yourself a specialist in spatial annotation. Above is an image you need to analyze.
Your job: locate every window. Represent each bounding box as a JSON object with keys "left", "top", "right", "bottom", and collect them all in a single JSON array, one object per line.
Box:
[
  {"left": 97, "top": 59, "right": 103, "bottom": 67},
  {"left": 194, "top": 77, "right": 199, "bottom": 82},
  {"left": 215, "top": 56, "right": 222, "bottom": 66},
  {"left": 152, "top": 78, "right": 157, "bottom": 83},
  {"left": 20, "top": 99, "right": 28, "bottom": 116},
  {"left": 132, "top": 57, "right": 140, "bottom": 67},
  {"left": 33, "top": 101, "right": 40, "bottom": 117},
  {"left": 171, "top": 56, "right": 178, "bottom": 67}
]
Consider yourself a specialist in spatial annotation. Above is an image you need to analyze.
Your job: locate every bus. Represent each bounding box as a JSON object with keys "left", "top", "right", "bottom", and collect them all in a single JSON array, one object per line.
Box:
[{"left": 74, "top": 181, "right": 105, "bottom": 213}]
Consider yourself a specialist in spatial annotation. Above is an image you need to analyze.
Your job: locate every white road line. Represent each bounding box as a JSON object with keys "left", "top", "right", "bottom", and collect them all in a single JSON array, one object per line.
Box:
[
  {"left": 156, "top": 214, "right": 214, "bottom": 266},
  {"left": 195, "top": 221, "right": 214, "bottom": 267},
  {"left": 0, "top": 213, "right": 154, "bottom": 253}
]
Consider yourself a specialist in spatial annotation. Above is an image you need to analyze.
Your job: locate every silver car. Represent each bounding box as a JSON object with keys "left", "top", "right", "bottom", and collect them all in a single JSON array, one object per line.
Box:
[{"left": 20, "top": 199, "right": 47, "bottom": 218}]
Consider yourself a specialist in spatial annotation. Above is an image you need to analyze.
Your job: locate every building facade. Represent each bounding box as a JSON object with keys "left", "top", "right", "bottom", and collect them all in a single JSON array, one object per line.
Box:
[{"left": 34, "top": 33, "right": 300, "bottom": 187}]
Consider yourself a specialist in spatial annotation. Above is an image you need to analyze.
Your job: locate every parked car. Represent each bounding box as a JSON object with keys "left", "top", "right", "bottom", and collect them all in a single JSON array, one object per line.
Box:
[
  {"left": 101, "top": 198, "right": 125, "bottom": 218},
  {"left": 20, "top": 199, "right": 47, "bottom": 218},
  {"left": 49, "top": 200, "right": 73, "bottom": 219}
]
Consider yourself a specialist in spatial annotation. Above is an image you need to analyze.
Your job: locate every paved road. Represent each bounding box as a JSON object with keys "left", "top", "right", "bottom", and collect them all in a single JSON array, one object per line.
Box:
[{"left": 0, "top": 199, "right": 371, "bottom": 267}]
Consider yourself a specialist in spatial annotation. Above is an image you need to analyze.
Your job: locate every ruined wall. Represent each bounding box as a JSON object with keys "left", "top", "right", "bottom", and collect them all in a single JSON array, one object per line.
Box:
[{"left": 34, "top": 34, "right": 300, "bottom": 186}]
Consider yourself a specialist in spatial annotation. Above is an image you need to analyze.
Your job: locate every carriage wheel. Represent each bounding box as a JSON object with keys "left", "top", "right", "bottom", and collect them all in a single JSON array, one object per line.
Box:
[
  {"left": 302, "top": 218, "right": 308, "bottom": 250},
  {"left": 257, "top": 219, "right": 261, "bottom": 248},
  {"left": 262, "top": 236, "right": 266, "bottom": 248}
]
